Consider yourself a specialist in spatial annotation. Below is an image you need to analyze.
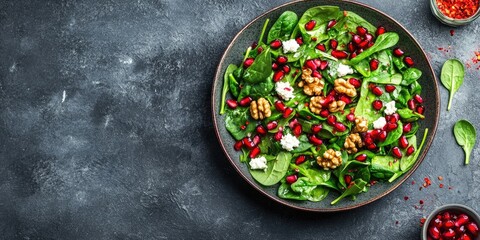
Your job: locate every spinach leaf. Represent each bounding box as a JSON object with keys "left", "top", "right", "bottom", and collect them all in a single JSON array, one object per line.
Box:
[
  {"left": 267, "top": 11, "right": 298, "bottom": 43},
  {"left": 278, "top": 182, "right": 307, "bottom": 200},
  {"left": 243, "top": 49, "right": 273, "bottom": 84},
  {"left": 220, "top": 64, "right": 238, "bottom": 114},
  {"left": 454, "top": 120, "right": 477, "bottom": 165},
  {"left": 393, "top": 56, "right": 407, "bottom": 72},
  {"left": 402, "top": 68, "right": 422, "bottom": 85},
  {"left": 343, "top": 11, "right": 377, "bottom": 33},
  {"left": 399, "top": 135, "right": 417, "bottom": 171},
  {"left": 291, "top": 177, "right": 330, "bottom": 202},
  {"left": 228, "top": 74, "right": 240, "bottom": 98},
  {"left": 365, "top": 73, "right": 402, "bottom": 85},
  {"left": 353, "top": 59, "right": 371, "bottom": 77},
  {"left": 370, "top": 155, "right": 400, "bottom": 179},
  {"left": 248, "top": 75, "right": 275, "bottom": 98},
  {"left": 378, "top": 121, "right": 403, "bottom": 147},
  {"left": 225, "top": 108, "right": 256, "bottom": 140},
  {"left": 440, "top": 59, "right": 465, "bottom": 111},
  {"left": 291, "top": 135, "right": 314, "bottom": 153},
  {"left": 350, "top": 32, "right": 399, "bottom": 64},
  {"left": 298, "top": 6, "right": 343, "bottom": 40},
  {"left": 355, "top": 80, "right": 382, "bottom": 123},
  {"left": 397, "top": 108, "right": 425, "bottom": 122},
  {"left": 331, "top": 179, "right": 367, "bottom": 205},
  {"left": 250, "top": 152, "right": 291, "bottom": 186}
]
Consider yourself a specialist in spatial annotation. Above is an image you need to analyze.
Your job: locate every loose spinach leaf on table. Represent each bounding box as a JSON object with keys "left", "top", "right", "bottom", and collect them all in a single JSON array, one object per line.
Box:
[
  {"left": 267, "top": 11, "right": 298, "bottom": 43},
  {"left": 440, "top": 59, "right": 465, "bottom": 111},
  {"left": 250, "top": 152, "right": 292, "bottom": 186},
  {"left": 453, "top": 120, "right": 477, "bottom": 165},
  {"left": 350, "top": 32, "right": 399, "bottom": 65}
]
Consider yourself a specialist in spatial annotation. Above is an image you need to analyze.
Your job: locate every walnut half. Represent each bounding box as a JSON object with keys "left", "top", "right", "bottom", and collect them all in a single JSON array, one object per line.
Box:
[
  {"left": 298, "top": 68, "right": 324, "bottom": 96},
  {"left": 328, "top": 100, "right": 346, "bottom": 113},
  {"left": 309, "top": 96, "right": 324, "bottom": 115},
  {"left": 334, "top": 78, "right": 357, "bottom": 97},
  {"left": 317, "top": 149, "right": 342, "bottom": 170},
  {"left": 250, "top": 98, "right": 271, "bottom": 120},
  {"left": 344, "top": 133, "right": 364, "bottom": 154},
  {"left": 353, "top": 116, "right": 368, "bottom": 133}
]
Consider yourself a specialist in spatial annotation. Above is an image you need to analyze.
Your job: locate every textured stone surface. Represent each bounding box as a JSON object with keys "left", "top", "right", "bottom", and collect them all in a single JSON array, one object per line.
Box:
[{"left": 0, "top": 0, "right": 479, "bottom": 239}]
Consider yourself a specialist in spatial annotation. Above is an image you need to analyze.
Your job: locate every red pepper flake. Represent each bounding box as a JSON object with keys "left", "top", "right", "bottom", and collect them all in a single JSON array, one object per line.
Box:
[
  {"left": 419, "top": 200, "right": 424, "bottom": 204},
  {"left": 439, "top": 183, "right": 444, "bottom": 188},
  {"left": 420, "top": 217, "right": 426, "bottom": 226},
  {"left": 404, "top": 196, "right": 409, "bottom": 201},
  {"left": 438, "top": 47, "right": 444, "bottom": 51},
  {"left": 343, "top": 10, "right": 348, "bottom": 17},
  {"left": 450, "top": 29, "right": 455, "bottom": 36},
  {"left": 448, "top": 186, "right": 453, "bottom": 190},
  {"left": 438, "top": 176, "right": 443, "bottom": 181},
  {"left": 436, "top": 0, "right": 479, "bottom": 19},
  {"left": 423, "top": 177, "right": 432, "bottom": 188},
  {"left": 411, "top": 180, "right": 416, "bottom": 185},
  {"left": 395, "top": 221, "right": 399, "bottom": 225}
]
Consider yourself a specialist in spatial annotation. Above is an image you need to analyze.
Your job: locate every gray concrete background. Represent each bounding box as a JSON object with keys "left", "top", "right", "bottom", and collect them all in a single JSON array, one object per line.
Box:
[{"left": 0, "top": 0, "right": 479, "bottom": 239}]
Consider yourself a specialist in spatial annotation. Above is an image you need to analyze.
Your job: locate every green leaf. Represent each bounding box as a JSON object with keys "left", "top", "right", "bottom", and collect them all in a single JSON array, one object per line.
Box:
[
  {"left": 370, "top": 155, "right": 399, "bottom": 179},
  {"left": 365, "top": 73, "right": 402, "bottom": 85},
  {"left": 243, "top": 49, "right": 273, "bottom": 84},
  {"left": 454, "top": 120, "right": 477, "bottom": 165},
  {"left": 250, "top": 152, "right": 291, "bottom": 186},
  {"left": 225, "top": 108, "right": 256, "bottom": 140},
  {"left": 354, "top": 80, "right": 382, "bottom": 123},
  {"left": 298, "top": 6, "right": 343, "bottom": 40},
  {"left": 350, "top": 32, "right": 399, "bottom": 65},
  {"left": 220, "top": 64, "right": 238, "bottom": 114},
  {"left": 331, "top": 179, "right": 367, "bottom": 205},
  {"left": 397, "top": 108, "right": 425, "bottom": 122},
  {"left": 378, "top": 121, "right": 403, "bottom": 147},
  {"left": 291, "top": 177, "right": 330, "bottom": 202},
  {"left": 402, "top": 68, "right": 422, "bottom": 85},
  {"left": 440, "top": 59, "right": 465, "bottom": 111},
  {"left": 267, "top": 11, "right": 298, "bottom": 43}
]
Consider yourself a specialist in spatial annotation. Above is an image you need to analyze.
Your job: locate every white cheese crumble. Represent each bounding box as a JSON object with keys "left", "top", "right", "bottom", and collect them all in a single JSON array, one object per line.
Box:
[
  {"left": 280, "top": 133, "right": 300, "bottom": 151},
  {"left": 249, "top": 156, "right": 268, "bottom": 171},
  {"left": 275, "top": 81, "right": 295, "bottom": 101},
  {"left": 373, "top": 117, "right": 387, "bottom": 130},
  {"left": 282, "top": 39, "right": 300, "bottom": 54},
  {"left": 337, "top": 63, "right": 354, "bottom": 77},
  {"left": 384, "top": 101, "right": 397, "bottom": 115}
]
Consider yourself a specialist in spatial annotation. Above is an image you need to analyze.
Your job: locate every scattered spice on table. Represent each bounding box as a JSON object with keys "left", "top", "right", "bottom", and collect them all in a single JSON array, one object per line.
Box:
[
  {"left": 419, "top": 200, "right": 424, "bottom": 204},
  {"left": 450, "top": 29, "right": 455, "bottom": 36},
  {"left": 438, "top": 176, "right": 443, "bottom": 181},
  {"left": 436, "top": 0, "right": 480, "bottom": 19},
  {"left": 420, "top": 217, "right": 427, "bottom": 226},
  {"left": 404, "top": 196, "right": 409, "bottom": 201},
  {"left": 439, "top": 183, "right": 444, "bottom": 188}
]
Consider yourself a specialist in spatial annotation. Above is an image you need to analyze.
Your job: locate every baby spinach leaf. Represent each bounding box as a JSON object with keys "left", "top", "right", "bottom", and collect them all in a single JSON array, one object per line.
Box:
[
  {"left": 267, "top": 11, "right": 298, "bottom": 43},
  {"left": 365, "top": 73, "right": 402, "bottom": 85},
  {"left": 370, "top": 155, "right": 400, "bottom": 179},
  {"left": 355, "top": 80, "right": 382, "bottom": 123},
  {"left": 378, "top": 121, "right": 403, "bottom": 147},
  {"left": 401, "top": 68, "right": 422, "bottom": 85},
  {"left": 243, "top": 49, "right": 273, "bottom": 84},
  {"left": 291, "top": 177, "right": 330, "bottom": 202},
  {"left": 331, "top": 179, "right": 367, "bottom": 205},
  {"left": 441, "top": 59, "right": 465, "bottom": 111},
  {"left": 278, "top": 182, "right": 307, "bottom": 200},
  {"left": 454, "top": 120, "right": 477, "bottom": 165},
  {"left": 228, "top": 74, "right": 240, "bottom": 98},
  {"left": 220, "top": 64, "right": 238, "bottom": 114},
  {"left": 342, "top": 11, "right": 377, "bottom": 33},
  {"left": 298, "top": 6, "right": 342, "bottom": 40},
  {"left": 350, "top": 32, "right": 399, "bottom": 65},
  {"left": 353, "top": 59, "right": 371, "bottom": 77},
  {"left": 225, "top": 108, "right": 256, "bottom": 140},
  {"left": 397, "top": 108, "right": 425, "bottom": 122},
  {"left": 392, "top": 56, "right": 407, "bottom": 72},
  {"left": 250, "top": 152, "right": 292, "bottom": 186},
  {"left": 291, "top": 135, "right": 314, "bottom": 153}
]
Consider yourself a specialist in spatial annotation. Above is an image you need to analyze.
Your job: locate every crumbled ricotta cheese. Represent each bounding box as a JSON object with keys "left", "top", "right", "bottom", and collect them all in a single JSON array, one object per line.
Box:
[
  {"left": 373, "top": 117, "right": 387, "bottom": 130},
  {"left": 282, "top": 39, "right": 300, "bottom": 54},
  {"left": 337, "top": 63, "right": 354, "bottom": 77},
  {"left": 249, "top": 156, "right": 268, "bottom": 171},
  {"left": 275, "top": 81, "right": 295, "bottom": 101},
  {"left": 280, "top": 133, "right": 300, "bottom": 151},
  {"left": 384, "top": 101, "right": 397, "bottom": 115}
]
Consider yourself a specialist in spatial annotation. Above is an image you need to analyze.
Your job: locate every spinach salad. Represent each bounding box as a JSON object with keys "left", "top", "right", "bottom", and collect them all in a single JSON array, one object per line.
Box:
[{"left": 219, "top": 6, "right": 428, "bottom": 205}]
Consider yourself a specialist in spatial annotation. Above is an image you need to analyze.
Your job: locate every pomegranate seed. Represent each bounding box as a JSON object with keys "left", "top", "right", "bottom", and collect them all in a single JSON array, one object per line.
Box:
[
  {"left": 270, "top": 39, "right": 282, "bottom": 49},
  {"left": 319, "top": 60, "right": 329, "bottom": 70},
  {"left": 404, "top": 56, "right": 414, "bottom": 67},
  {"left": 417, "top": 105, "right": 425, "bottom": 115},
  {"left": 272, "top": 62, "right": 279, "bottom": 70},
  {"left": 334, "top": 122, "right": 346, "bottom": 132},
  {"left": 392, "top": 147, "right": 402, "bottom": 158},
  {"left": 376, "top": 26, "right": 386, "bottom": 36},
  {"left": 433, "top": 218, "right": 443, "bottom": 228},
  {"left": 372, "top": 100, "right": 383, "bottom": 110},
  {"left": 356, "top": 26, "right": 368, "bottom": 36},
  {"left": 289, "top": 119, "right": 299, "bottom": 129},
  {"left": 286, "top": 174, "right": 298, "bottom": 184},
  {"left": 266, "top": 121, "right": 278, "bottom": 130},
  {"left": 352, "top": 34, "right": 362, "bottom": 44},
  {"left": 461, "top": 233, "right": 472, "bottom": 240},
  {"left": 370, "top": 129, "right": 381, "bottom": 139},
  {"left": 403, "top": 123, "right": 412, "bottom": 133},
  {"left": 377, "top": 131, "right": 387, "bottom": 142},
  {"left": 372, "top": 86, "right": 383, "bottom": 96},
  {"left": 385, "top": 122, "right": 398, "bottom": 132},
  {"left": 349, "top": 52, "right": 357, "bottom": 59},
  {"left": 313, "top": 59, "right": 322, "bottom": 68},
  {"left": 327, "top": 19, "right": 337, "bottom": 29},
  {"left": 295, "top": 155, "right": 307, "bottom": 165},
  {"left": 305, "top": 20, "right": 316, "bottom": 31},
  {"left": 338, "top": 95, "right": 352, "bottom": 105},
  {"left": 357, "top": 48, "right": 364, "bottom": 54},
  {"left": 274, "top": 101, "right": 286, "bottom": 112},
  {"left": 256, "top": 125, "right": 267, "bottom": 135},
  {"left": 234, "top": 140, "right": 243, "bottom": 151},
  {"left": 413, "top": 94, "right": 423, "bottom": 104},
  {"left": 344, "top": 175, "right": 352, "bottom": 185},
  {"left": 385, "top": 85, "right": 396, "bottom": 93},
  {"left": 355, "top": 39, "right": 367, "bottom": 49},
  {"left": 243, "top": 58, "right": 254, "bottom": 68},
  {"left": 295, "top": 37, "right": 303, "bottom": 45},
  {"left": 273, "top": 70, "right": 285, "bottom": 82},
  {"left": 257, "top": 46, "right": 263, "bottom": 54},
  {"left": 367, "top": 143, "right": 377, "bottom": 150},
  {"left": 283, "top": 107, "right": 293, "bottom": 118},
  {"left": 443, "top": 212, "right": 451, "bottom": 220},
  {"left": 309, "top": 135, "right": 323, "bottom": 145},
  {"left": 243, "top": 137, "right": 255, "bottom": 150},
  {"left": 330, "top": 39, "right": 338, "bottom": 49},
  {"left": 366, "top": 41, "right": 374, "bottom": 49},
  {"left": 393, "top": 48, "right": 404, "bottom": 57},
  {"left": 311, "top": 124, "right": 322, "bottom": 134},
  {"left": 406, "top": 146, "right": 415, "bottom": 156},
  {"left": 370, "top": 59, "right": 379, "bottom": 70},
  {"left": 293, "top": 124, "right": 302, "bottom": 136},
  {"left": 331, "top": 50, "right": 349, "bottom": 59},
  {"left": 277, "top": 56, "right": 288, "bottom": 65},
  {"left": 327, "top": 115, "right": 337, "bottom": 126},
  {"left": 316, "top": 43, "right": 326, "bottom": 51},
  {"left": 238, "top": 96, "right": 252, "bottom": 107},
  {"left": 282, "top": 65, "right": 290, "bottom": 74},
  {"left": 274, "top": 131, "right": 283, "bottom": 141},
  {"left": 365, "top": 33, "right": 373, "bottom": 42},
  {"left": 391, "top": 113, "right": 400, "bottom": 122},
  {"left": 305, "top": 59, "right": 317, "bottom": 70},
  {"left": 429, "top": 226, "right": 441, "bottom": 239},
  {"left": 347, "top": 42, "right": 355, "bottom": 53},
  {"left": 349, "top": 78, "right": 361, "bottom": 88},
  {"left": 355, "top": 154, "right": 367, "bottom": 162},
  {"left": 455, "top": 214, "right": 470, "bottom": 227},
  {"left": 398, "top": 136, "right": 409, "bottom": 148},
  {"left": 443, "top": 229, "right": 455, "bottom": 238},
  {"left": 346, "top": 113, "right": 355, "bottom": 122},
  {"left": 252, "top": 135, "right": 261, "bottom": 146},
  {"left": 319, "top": 109, "right": 330, "bottom": 118},
  {"left": 312, "top": 70, "right": 322, "bottom": 79},
  {"left": 408, "top": 99, "right": 416, "bottom": 110},
  {"left": 226, "top": 99, "right": 238, "bottom": 109},
  {"left": 467, "top": 222, "right": 479, "bottom": 236}
]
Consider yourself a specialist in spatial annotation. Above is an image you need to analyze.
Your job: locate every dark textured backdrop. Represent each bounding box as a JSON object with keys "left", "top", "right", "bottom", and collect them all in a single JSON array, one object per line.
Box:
[{"left": 0, "top": 0, "right": 479, "bottom": 239}]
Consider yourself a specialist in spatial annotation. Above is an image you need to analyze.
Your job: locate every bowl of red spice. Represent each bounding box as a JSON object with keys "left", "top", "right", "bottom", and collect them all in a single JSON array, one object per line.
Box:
[
  {"left": 422, "top": 204, "right": 480, "bottom": 240},
  {"left": 430, "top": 0, "right": 480, "bottom": 26}
]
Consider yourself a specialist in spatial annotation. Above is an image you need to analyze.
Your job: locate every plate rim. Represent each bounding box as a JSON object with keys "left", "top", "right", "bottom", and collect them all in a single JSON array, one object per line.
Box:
[{"left": 211, "top": 0, "right": 440, "bottom": 212}]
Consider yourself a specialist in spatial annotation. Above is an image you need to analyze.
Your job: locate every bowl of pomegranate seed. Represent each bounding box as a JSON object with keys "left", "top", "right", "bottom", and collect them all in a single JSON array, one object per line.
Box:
[{"left": 422, "top": 204, "right": 480, "bottom": 240}]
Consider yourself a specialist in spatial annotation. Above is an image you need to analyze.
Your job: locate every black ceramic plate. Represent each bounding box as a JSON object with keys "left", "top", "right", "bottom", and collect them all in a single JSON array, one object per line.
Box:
[{"left": 212, "top": 0, "right": 439, "bottom": 212}]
